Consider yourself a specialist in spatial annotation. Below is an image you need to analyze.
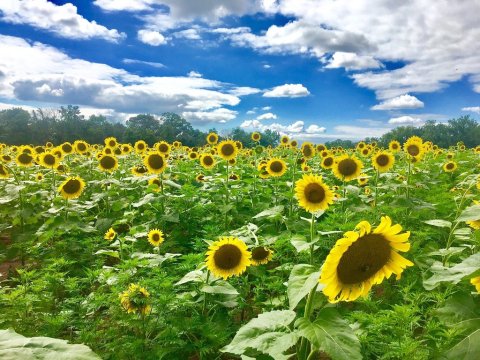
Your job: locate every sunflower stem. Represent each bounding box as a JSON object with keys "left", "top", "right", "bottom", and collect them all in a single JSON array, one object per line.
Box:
[
  {"left": 202, "top": 270, "right": 210, "bottom": 315},
  {"left": 160, "top": 173, "right": 165, "bottom": 213},
  {"left": 225, "top": 162, "right": 229, "bottom": 229},
  {"left": 298, "top": 283, "right": 319, "bottom": 360},
  {"left": 406, "top": 159, "right": 411, "bottom": 199},
  {"left": 309, "top": 212, "right": 315, "bottom": 265},
  {"left": 118, "top": 237, "right": 123, "bottom": 261},
  {"left": 289, "top": 153, "right": 299, "bottom": 216},
  {"left": 374, "top": 169, "right": 379, "bottom": 208},
  {"left": 64, "top": 197, "right": 69, "bottom": 221}
]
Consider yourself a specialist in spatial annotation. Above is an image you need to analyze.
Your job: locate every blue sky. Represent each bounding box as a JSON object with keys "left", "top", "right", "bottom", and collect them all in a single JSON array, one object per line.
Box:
[{"left": 0, "top": 0, "right": 479, "bottom": 142}]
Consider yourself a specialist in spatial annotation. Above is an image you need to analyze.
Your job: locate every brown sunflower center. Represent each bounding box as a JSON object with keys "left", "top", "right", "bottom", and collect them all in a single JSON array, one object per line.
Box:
[
  {"left": 213, "top": 244, "right": 242, "bottom": 270},
  {"left": 391, "top": 143, "right": 399, "bottom": 149},
  {"left": 77, "top": 143, "right": 87, "bottom": 151},
  {"left": 151, "top": 179, "right": 161, "bottom": 186},
  {"left": 158, "top": 144, "right": 169, "bottom": 153},
  {"left": 375, "top": 154, "right": 390, "bottom": 167},
  {"left": 407, "top": 144, "right": 420, "bottom": 156},
  {"left": 446, "top": 162, "right": 454, "bottom": 170},
  {"left": 100, "top": 155, "right": 116, "bottom": 169},
  {"left": 62, "top": 179, "right": 81, "bottom": 194},
  {"left": 302, "top": 146, "right": 313, "bottom": 157},
  {"left": 323, "top": 157, "right": 333, "bottom": 167},
  {"left": 152, "top": 233, "right": 160, "bottom": 241},
  {"left": 43, "top": 154, "right": 56, "bottom": 166},
  {"left": 62, "top": 144, "right": 73, "bottom": 153},
  {"left": 0, "top": 165, "right": 7, "bottom": 175},
  {"left": 209, "top": 135, "right": 216, "bottom": 142},
  {"left": 269, "top": 160, "right": 284, "bottom": 173},
  {"left": 304, "top": 182, "right": 326, "bottom": 204},
  {"left": 109, "top": 140, "right": 116, "bottom": 147},
  {"left": 221, "top": 144, "right": 235, "bottom": 156},
  {"left": 18, "top": 153, "right": 33, "bottom": 164},
  {"left": 148, "top": 154, "right": 164, "bottom": 169},
  {"left": 137, "top": 143, "right": 145, "bottom": 150},
  {"left": 136, "top": 166, "right": 148, "bottom": 174},
  {"left": 252, "top": 247, "right": 269, "bottom": 261},
  {"left": 281, "top": 137, "right": 288, "bottom": 143},
  {"left": 338, "top": 158, "right": 358, "bottom": 176},
  {"left": 362, "top": 149, "right": 369, "bottom": 155},
  {"left": 337, "top": 234, "right": 391, "bottom": 284},
  {"left": 203, "top": 156, "right": 213, "bottom": 166}
]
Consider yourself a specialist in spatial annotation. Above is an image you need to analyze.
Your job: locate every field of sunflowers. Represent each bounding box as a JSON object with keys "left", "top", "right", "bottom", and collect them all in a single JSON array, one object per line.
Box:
[{"left": 0, "top": 133, "right": 479, "bottom": 360}]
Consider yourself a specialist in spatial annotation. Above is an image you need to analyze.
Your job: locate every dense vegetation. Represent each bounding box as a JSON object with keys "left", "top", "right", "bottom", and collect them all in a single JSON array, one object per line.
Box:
[{"left": 0, "top": 133, "right": 479, "bottom": 359}]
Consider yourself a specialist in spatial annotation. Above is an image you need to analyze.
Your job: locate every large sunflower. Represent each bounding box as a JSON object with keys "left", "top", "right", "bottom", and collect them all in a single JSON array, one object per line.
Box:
[
  {"left": 148, "top": 229, "right": 164, "bottom": 247},
  {"left": 156, "top": 141, "right": 171, "bottom": 155},
  {"left": 16, "top": 152, "right": 34, "bottom": 167},
  {"left": 39, "top": 152, "right": 59, "bottom": 169},
  {"left": 98, "top": 154, "right": 118, "bottom": 172},
  {"left": 200, "top": 154, "right": 216, "bottom": 169},
  {"left": 295, "top": 174, "right": 334, "bottom": 213},
  {"left": 372, "top": 151, "right": 395, "bottom": 172},
  {"left": 250, "top": 247, "right": 273, "bottom": 266},
  {"left": 266, "top": 158, "right": 287, "bottom": 177},
  {"left": 301, "top": 142, "right": 315, "bottom": 159},
  {"left": 333, "top": 154, "right": 363, "bottom": 181},
  {"left": 319, "top": 216, "right": 413, "bottom": 303},
  {"left": 119, "top": 283, "right": 151, "bottom": 315},
  {"left": 207, "top": 132, "right": 219, "bottom": 145},
  {"left": 403, "top": 136, "right": 424, "bottom": 159},
  {"left": 74, "top": 140, "right": 89, "bottom": 154},
  {"left": 206, "top": 237, "right": 251, "bottom": 280},
  {"left": 217, "top": 140, "right": 239, "bottom": 161},
  {"left": 58, "top": 176, "right": 86, "bottom": 200},
  {"left": 144, "top": 152, "right": 167, "bottom": 174}
]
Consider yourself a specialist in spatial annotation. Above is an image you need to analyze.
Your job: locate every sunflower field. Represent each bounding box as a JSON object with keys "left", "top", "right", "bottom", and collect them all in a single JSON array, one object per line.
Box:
[{"left": 0, "top": 134, "right": 479, "bottom": 360}]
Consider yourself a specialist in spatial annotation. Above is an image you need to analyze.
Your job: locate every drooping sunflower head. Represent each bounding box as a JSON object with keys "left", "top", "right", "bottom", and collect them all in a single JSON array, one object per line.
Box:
[
  {"left": 258, "top": 163, "right": 270, "bottom": 179},
  {"left": 235, "top": 141, "right": 243, "bottom": 150},
  {"left": 200, "top": 154, "right": 215, "bottom": 169},
  {"left": 134, "top": 140, "right": 148, "bottom": 154},
  {"left": 119, "top": 283, "right": 151, "bottom": 315},
  {"left": 372, "top": 151, "right": 395, "bottom": 172},
  {"left": 295, "top": 174, "right": 334, "bottom": 213},
  {"left": 148, "top": 229, "right": 164, "bottom": 247},
  {"left": 195, "top": 174, "right": 205, "bottom": 182},
  {"left": 206, "top": 237, "right": 251, "bottom": 280},
  {"left": 131, "top": 164, "right": 149, "bottom": 176},
  {"left": 228, "top": 158, "right": 236, "bottom": 165},
  {"left": 207, "top": 132, "right": 219, "bottom": 145},
  {"left": 357, "top": 174, "right": 369, "bottom": 186},
  {"left": 389, "top": 140, "right": 401, "bottom": 152},
  {"left": 16, "top": 152, "right": 34, "bottom": 167},
  {"left": 442, "top": 161, "right": 457, "bottom": 173},
  {"left": 104, "top": 227, "right": 116, "bottom": 241},
  {"left": 333, "top": 154, "right": 363, "bottom": 181},
  {"left": 229, "top": 173, "right": 239, "bottom": 180},
  {"left": 251, "top": 132, "right": 261, "bottom": 142},
  {"left": 319, "top": 216, "right": 413, "bottom": 303},
  {"left": 98, "top": 154, "right": 119, "bottom": 172},
  {"left": 58, "top": 176, "right": 86, "bottom": 200},
  {"left": 250, "top": 247, "right": 273, "bottom": 266},
  {"left": 144, "top": 152, "right": 167, "bottom": 174},
  {"left": 266, "top": 158, "right": 287, "bottom": 177},
  {"left": 301, "top": 142, "right": 315, "bottom": 159},
  {"left": 404, "top": 136, "right": 424, "bottom": 159},
  {"left": 0, "top": 164, "right": 10, "bottom": 179},
  {"left": 217, "top": 140, "right": 239, "bottom": 161},
  {"left": 39, "top": 152, "right": 59, "bottom": 169}
]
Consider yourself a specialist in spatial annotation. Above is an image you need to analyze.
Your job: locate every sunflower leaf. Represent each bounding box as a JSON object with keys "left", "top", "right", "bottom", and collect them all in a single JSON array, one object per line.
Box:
[
  {"left": 457, "top": 205, "right": 480, "bottom": 222},
  {"left": 252, "top": 205, "right": 284, "bottom": 220},
  {"left": 424, "top": 219, "right": 452, "bottom": 228},
  {"left": 296, "top": 308, "right": 362, "bottom": 360},
  {"left": 442, "top": 329, "right": 480, "bottom": 360},
  {"left": 0, "top": 329, "right": 100, "bottom": 359},
  {"left": 222, "top": 310, "right": 297, "bottom": 360},
  {"left": 287, "top": 264, "right": 321, "bottom": 310}
]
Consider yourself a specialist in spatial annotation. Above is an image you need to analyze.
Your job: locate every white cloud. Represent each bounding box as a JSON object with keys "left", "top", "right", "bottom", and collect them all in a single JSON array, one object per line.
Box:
[
  {"left": 262, "top": 106, "right": 272, "bottom": 110},
  {"left": 228, "top": 87, "right": 261, "bottom": 96},
  {"left": 257, "top": 112, "right": 277, "bottom": 120},
  {"left": 182, "top": 108, "right": 237, "bottom": 124},
  {"left": 0, "top": 0, "right": 124, "bottom": 42},
  {"left": 212, "top": 27, "right": 250, "bottom": 34},
  {"left": 93, "top": 0, "right": 155, "bottom": 12},
  {"left": 122, "top": 58, "right": 166, "bottom": 68},
  {"left": 306, "top": 124, "right": 326, "bottom": 133},
  {"left": 388, "top": 115, "right": 423, "bottom": 125},
  {"left": 372, "top": 94, "right": 424, "bottom": 111},
  {"left": 325, "top": 52, "right": 382, "bottom": 71},
  {"left": 246, "top": 109, "right": 256, "bottom": 115},
  {"left": 188, "top": 71, "right": 202, "bottom": 78},
  {"left": 462, "top": 106, "right": 480, "bottom": 114},
  {"left": 137, "top": 29, "right": 166, "bottom": 46},
  {"left": 263, "top": 64, "right": 272, "bottom": 69},
  {"left": 174, "top": 28, "right": 201, "bottom": 40},
  {"left": 0, "top": 34, "right": 251, "bottom": 125},
  {"left": 263, "top": 83, "right": 310, "bottom": 98},
  {"left": 241, "top": 119, "right": 327, "bottom": 141}
]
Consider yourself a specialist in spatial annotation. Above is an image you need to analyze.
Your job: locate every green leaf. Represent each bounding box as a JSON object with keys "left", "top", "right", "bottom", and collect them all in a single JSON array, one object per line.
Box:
[
  {"left": 296, "top": 308, "right": 362, "bottom": 360},
  {"left": 458, "top": 205, "right": 480, "bottom": 222},
  {"left": 290, "top": 234, "right": 317, "bottom": 253},
  {"left": 423, "top": 253, "right": 480, "bottom": 290},
  {"left": 253, "top": 205, "right": 284, "bottom": 220},
  {"left": 0, "top": 329, "right": 100, "bottom": 359},
  {"left": 94, "top": 250, "right": 119, "bottom": 258},
  {"left": 442, "top": 329, "right": 480, "bottom": 360},
  {"left": 175, "top": 270, "right": 206, "bottom": 285},
  {"left": 436, "top": 292, "right": 480, "bottom": 324},
  {"left": 287, "top": 264, "right": 321, "bottom": 310},
  {"left": 201, "top": 281, "right": 239, "bottom": 295},
  {"left": 424, "top": 219, "right": 452, "bottom": 228},
  {"left": 222, "top": 310, "right": 297, "bottom": 360},
  {"left": 132, "top": 193, "right": 155, "bottom": 208}
]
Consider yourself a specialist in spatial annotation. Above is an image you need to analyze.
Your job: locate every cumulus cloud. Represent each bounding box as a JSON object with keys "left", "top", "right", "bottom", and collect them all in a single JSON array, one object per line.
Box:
[
  {"left": 306, "top": 124, "right": 326, "bottom": 133},
  {"left": 388, "top": 115, "right": 423, "bottom": 125},
  {"left": 241, "top": 118, "right": 327, "bottom": 142},
  {"left": 93, "top": 0, "right": 155, "bottom": 12},
  {"left": 182, "top": 108, "right": 237, "bottom": 124},
  {"left": 263, "top": 83, "right": 310, "bottom": 98},
  {"left": 372, "top": 94, "right": 424, "bottom": 111},
  {"left": 257, "top": 112, "right": 277, "bottom": 120},
  {"left": 137, "top": 29, "right": 167, "bottom": 46},
  {"left": 174, "top": 28, "right": 201, "bottom": 40},
  {"left": 0, "top": 0, "right": 125, "bottom": 42},
  {"left": 227, "top": 87, "right": 261, "bottom": 96},
  {"left": 462, "top": 106, "right": 480, "bottom": 114},
  {"left": 262, "top": 106, "right": 272, "bottom": 111},
  {"left": 188, "top": 71, "right": 202, "bottom": 78},
  {"left": 325, "top": 52, "right": 382, "bottom": 71}
]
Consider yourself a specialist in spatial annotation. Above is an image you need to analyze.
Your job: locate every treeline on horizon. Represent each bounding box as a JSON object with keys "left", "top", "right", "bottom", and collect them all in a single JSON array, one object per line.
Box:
[{"left": 0, "top": 105, "right": 479, "bottom": 149}]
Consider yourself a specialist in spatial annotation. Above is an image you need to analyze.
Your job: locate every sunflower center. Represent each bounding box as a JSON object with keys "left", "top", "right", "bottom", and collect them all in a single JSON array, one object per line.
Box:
[
  {"left": 203, "top": 156, "right": 213, "bottom": 166},
  {"left": 392, "top": 143, "right": 399, "bottom": 149},
  {"left": 209, "top": 135, "right": 216, "bottom": 142},
  {"left": 109, "top": 140, "right": 116, "bottom": 147},
  {"left": 137, "top": 166, "right": 148, "bottom": 174},
  {"left": 303, "top": 146, "right": 312, "bottom": 157},
  {"left": 213, "top": 244, "right": 242, "bottom": 270},
  {"left": 43, "top": 154, "right": 56, "bottom": 166},
  {"left": 18, "top": 153, "right": 33, "bottom": 164},
  {"left": 138, "top": 143, "right": 145, "bottom": 150},
  {"left": 148, "top": 154, "right": 164, "bottom": 169},
  {"left": 62, "top": 179, "right": 81, "bottom": 194},
  {"left": 304, "top": 183, "right": 326, "bottom": 203},
  {"left": 270, "top": 160, "right": 284, "bottom": 173},
  {"left": 0, "top": 165, "right": 7, "bottom": 175},
  {"left": 252, "top": 247, "right": 269, "bottom": 261},
  {"left": 407, "top": 144, "right": 420, "bottom": 156},
  {"left": 323, "top": 157, "right": 333, "bottom": 167},
  {"left": 446, "top": 162, "right": 454, "bottom": 170},
  {"left": 62, "top": 144, "right": 73, "bottom": 153},
  {"left": 336, "top": 234, "right": 391, "bottom": 284},
  {"left": 152, "top": 233, "right": 160, "bottom": 241},
  {"left": 100, "top": 156, "right": 116, "bottom": 169},
  {"left": 338, "top": 158, "right": 357, "bottom": 176},
  {"left": 221, "top": 144, "right": 235, "bottom": 156},
  {"left": 159, "top": 144, "right": 168, "bottom": 152},
  {"left": 376, "top": 154, "right": 389, "bottom": 167}
]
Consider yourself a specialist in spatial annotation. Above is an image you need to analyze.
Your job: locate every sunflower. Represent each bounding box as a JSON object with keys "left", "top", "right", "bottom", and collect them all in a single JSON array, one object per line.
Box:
[
  {"left": 333, "top": 154, "right": 363, "bottom": 181},
  {"left": 60, "top": 142, "right": 74, "bottom": 155},
  {"left": 148, "top": 177, "right": 162, "bottom": 191},
  {"left": 319, "top": 216, "right": 413, "bottom": 303},
  {"left": 39, "top": 152, "right": 59, "bottom": 169},
  {"left": 250, "top": 247, "right": 273, "bottom": 266},
  {"left": 301, "top": 142, "right": 315, "bottom": 159},
  {"left": 188, "top": 151, "right": 198, "bottom": 160},
  {"left": 16, "top": 152, "right": 34, "bottom": 167},
  {"left": 119, "top": 283, "right": 151, "bottom": 315},
  {"left": 207, "top": 132, "right": 219, "bottom": 145},
  {"left": 389, "top": 140, "right": 400, "bottom": 152},
  {"left": 228, "top": 158, "right": 236, "bottom": 165},
  {"left": 302, "top": 165, "right": 310, "bottom": 172},
  {"left": 206, "top": 237, "right": 251, "bottom": 280},
  {"left": 321, "top": 155, "right": 335, "bottom": 169},
  {"left": 471, "top": 276, "right": 480, "bottom": 293},
  {"left": 156, "top": 141, "right": 171, "bottom": 154},
  {"left": 372, "top": 151, "right": 395, "bottom": 172},
  {"left": 35, "top": 173, "right": 44, "bottom": 181},
  {"left": 316, "top": 144, "right": 327, "bottom": 152},
  {"left": 235, "top": 141, "right": 243, "bottom": 150},
  {"left": 217, "top": 140, "right": 239, "bottom": 161},
  {"left": 290, "top": 140, "right": 298, "bottom": 148},
  {"left": 98, "top": 154, "right": 118, "bottom": 172},
  {"left": 357, "top": 174, "right": 369, "bottom": 186},
  {"left": 104, "top": 227, "right": 116, "bottom": 241},
  {"left": 229, "top": 173, "right": 239, "bottom": 180},
  {"left": 58, "top": 176, "right": 86, "bottom": 200},
  {"left": 104, "top": 137, "right": 117, "bottom": 148},
  {"left": 195, "top": 174, "right": 205, "bottom": 182},
  {"left": 1, "top": 154, "right": 12, "bottom": 163},
  {"left": 148, "top": 229, "right": 164, "bottom": 247},
  {"left": 360, "top": 147, "right": 371, "bottom": 157},
  {"left": 56, "top": 164, "right": 68, "bottom": 174},
  {"left": 134, "top": 140, "right": 148, "bottom": 154},
  {"left": 295, "top": 174, "right": 334, "bottom": 213},
  {"left": 404, "top": 136, "right": 424, "bottom": 159},
  {"left": 144, "top": 152, "right": 167, "bottom": 174},
  {"left": 280, "top": 135, "right": 290, "bottom": 146},
  {"left": 131, "top": 165, "right": 149, "bottom": 176},
  {"left": 364, "top": 187, "right": 371, "bottom": 195},
  {"left": 121, "top": 144, "right": 133, "bottom": 155},
  {"left": 74, "top": 140, "right": 89, "bottom": 154},
  {"left": 466, "top": 200, "right": 480, "bottom": 230},
  {"left": 266, "top": 158, "right": 287, "bottom": 177},
  {"left": 356, "top": 141, "right": 366, "bottom": 150},
  {"left": 258, "top": 164, "right": 270, "bottom": 179},
  {"left": 442, "top": 161, "right": 457, "bottom": 172},
  {"left": 251, "top": 132, "right": 261, "bottom": 142},
  {"left": 0, "top": 164, "right": 10, "bottom": 179}
]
